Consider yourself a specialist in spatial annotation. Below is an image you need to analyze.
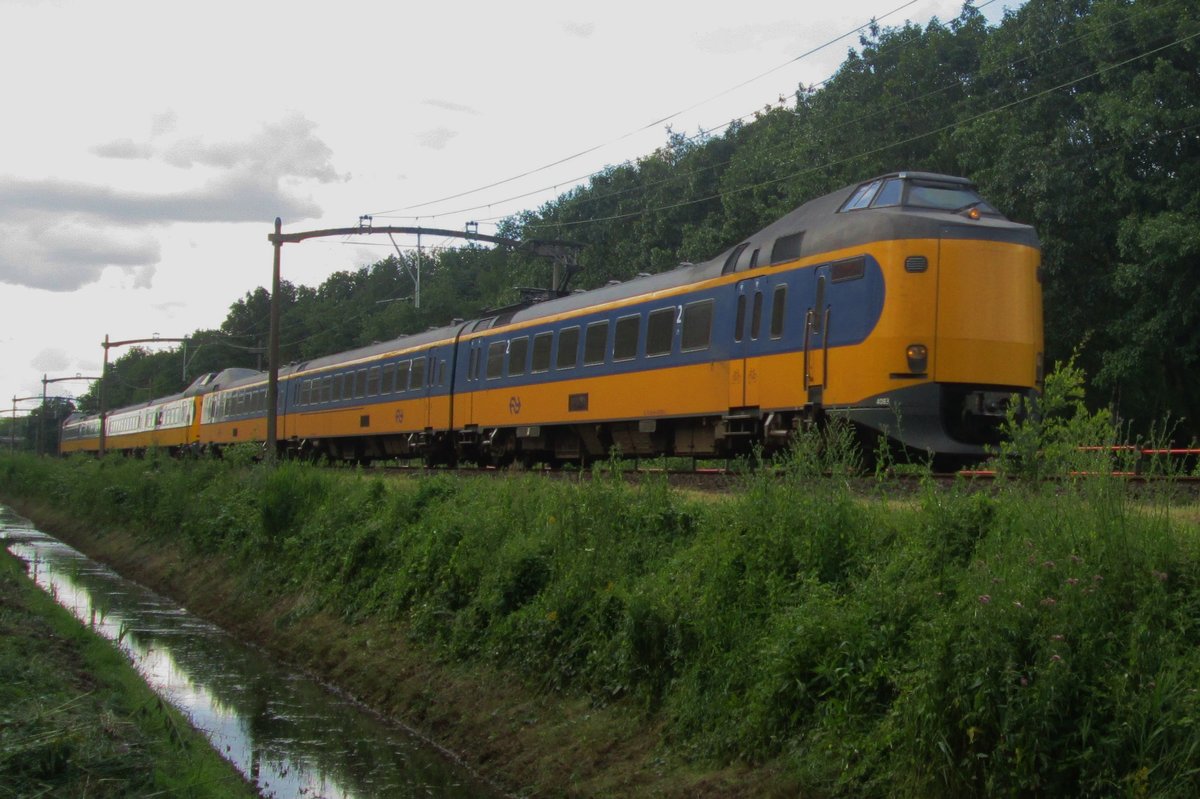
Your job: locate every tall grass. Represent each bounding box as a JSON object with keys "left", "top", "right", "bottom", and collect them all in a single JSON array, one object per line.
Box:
[{"left": 3, "top": 369, "right": 1199, "bottom": 795}]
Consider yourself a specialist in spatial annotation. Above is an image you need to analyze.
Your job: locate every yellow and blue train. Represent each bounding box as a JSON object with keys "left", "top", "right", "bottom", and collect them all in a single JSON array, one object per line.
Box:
[{"left": 61, "top": 172, "right": 1043, "bottom": 464}]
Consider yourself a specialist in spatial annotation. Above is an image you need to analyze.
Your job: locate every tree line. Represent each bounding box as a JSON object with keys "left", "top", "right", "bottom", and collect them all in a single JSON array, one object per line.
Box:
[{"left": 74, "top": 0, "right": 1199, "bottom": 442}]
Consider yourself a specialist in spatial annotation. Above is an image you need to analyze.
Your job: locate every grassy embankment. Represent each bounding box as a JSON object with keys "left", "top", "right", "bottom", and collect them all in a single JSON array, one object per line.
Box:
[
  {"left": 2, "top": 419, "right": 1200, "bottom": 798},
  {"left": 0, "top": 544, "right": 258, "bottom": 798}
]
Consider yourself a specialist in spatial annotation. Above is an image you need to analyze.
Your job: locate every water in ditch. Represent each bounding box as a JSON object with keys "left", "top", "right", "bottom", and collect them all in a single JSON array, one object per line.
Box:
[{"left": 1, "top": 505, "right": 501, "bottom": 799}]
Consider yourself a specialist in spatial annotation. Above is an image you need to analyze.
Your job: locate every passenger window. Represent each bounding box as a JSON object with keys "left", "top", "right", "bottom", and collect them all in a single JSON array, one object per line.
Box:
[
  {"left": 646, "top": 308, "right": 675, "bottom": 356},
  {"left": 508, "top": 337, "right": 528, "bottom": 376},
  {"left": 300, "top": 380, "right": 311, "bottom": 406},
  {"left": 321, "top": 376, "right": 332, "bottom": 403},
  {"left": 832, "top": 256, "right": 866, "bottom": 282},
  {"left": 396, "top": 360, "right": 411, "bottom": 392},
  {"left": 367, "top": 367, "right": 380, "bottom": 397},
  {"left": 557, "top": 326, "right": 580, "bottom": 370},
  {"left": 681, "top": 300, "right": 713, "bottom": 352},
  {"left": 487, "top": 341, "right": 506, "bottom": 379},
  {"left": 532, "top": 332, "right": 553, "bottom": 373},
  {"left": 437, "top": 360, "right": 446, "bottom": 385},
  {"left": 381, "top": 363, "right": 395, "bottom": 394},
  {"left": 355, "top": 369, "right": 367, "bottom": 398},
  {"left": 613, "top": 315, "right": 639, "bottom": 361},
  {"left": 770, "top": 232, "right": 804, "bottom": 265},
  {"left": 751, "top": 292, "right": 764, "bottom": 340},
  {"left": 469, "top": 347, "right": 480, "bottom": 381},
  {"left": 411, "top": 357, "right": 426, "bottom": 389},
  {"left": 342, "top": 373, "right": 354, "bottom": 400},
  {"left": 771, "top": 286, "right": 787, "bottom": 339},
  {"left": 584, "top": 321, "right": 608, "bottom": 365}
]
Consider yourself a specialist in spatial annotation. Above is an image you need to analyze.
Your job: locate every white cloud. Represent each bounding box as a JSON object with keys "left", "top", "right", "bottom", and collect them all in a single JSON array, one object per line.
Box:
[
  {"left": 91, "top": 138, "right": 153, "bottom": 160},
  {"left": 417, "top": 127, "right": 458, "bottom": 150},
  {"left": 423, "top": 99, "right": 480, "bottom": 115},
  {"left": 0, "top": 220, "right": 160, "bottom": 292},
  {"left": 0, "top": 112, "right": 339, "bottom": 291},
  {"left": 561, "top": 20, "right": 595, "bottom": 38},
  {"left": 31, "top": 347, "right": 70, "bottom": 372}
]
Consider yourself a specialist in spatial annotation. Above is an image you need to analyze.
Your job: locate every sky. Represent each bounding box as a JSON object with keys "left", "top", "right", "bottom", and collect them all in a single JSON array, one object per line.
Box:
[{"left": 0, "top": 0, "right": 1020, "bottom": 415}]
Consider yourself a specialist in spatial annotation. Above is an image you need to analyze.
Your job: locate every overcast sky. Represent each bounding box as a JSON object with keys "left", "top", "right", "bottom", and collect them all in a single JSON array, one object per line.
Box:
[{"left": 0, "top": 0, "right": 1018, "bottom": 415}]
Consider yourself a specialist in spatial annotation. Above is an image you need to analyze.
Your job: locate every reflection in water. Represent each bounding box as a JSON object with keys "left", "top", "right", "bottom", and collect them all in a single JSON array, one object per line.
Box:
[{"left": 1, "top": 506, "right": 498, "bottom": 799}]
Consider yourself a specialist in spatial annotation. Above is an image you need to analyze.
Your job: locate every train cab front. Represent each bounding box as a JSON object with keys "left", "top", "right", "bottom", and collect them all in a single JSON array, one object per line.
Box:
[{"left": 839, "top": 173, "right": 1045, "bottom": 460}]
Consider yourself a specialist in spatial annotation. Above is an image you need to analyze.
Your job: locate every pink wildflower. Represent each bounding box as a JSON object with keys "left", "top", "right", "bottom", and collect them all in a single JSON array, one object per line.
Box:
[
  {"left": 1013, "top": 601, "right": 1024, "bottom": 609},
  {"left": 1066, "top": 577, "right": 1079, "bottom": 586},
  {"left": 1041, "top": 597, "right": 1057, "bottom": 607},
  {"left": 978, "top": 594, "right": 992, "bottom": 605},
  {"left": 1050, "top": 654, "right": 1063, "bottom": 663},
  {"left": 1043, "top": 560, "right": 1056, "bottom": 569}
]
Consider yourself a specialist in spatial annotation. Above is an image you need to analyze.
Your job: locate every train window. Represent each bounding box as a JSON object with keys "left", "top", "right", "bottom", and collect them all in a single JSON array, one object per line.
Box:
[
  {"left": 473, "top": 317, "right": 496, "bottom": 332},
  {"left": 905, "top": 181, "right": 995, "bottom": 213},
  {"left": 411, "top": 357, "right": 426, "bottom": 389},
  {"left": 342, "top": 373, "right": 354, "bottom": 400},
  {"left": 367, "top": 366, "right": 380, "bottom": 396},
  {"left": 508, "top": 336, "right": 528, "bottom": 376},
  {"left": 396, "top": 360, "right": 410, "bottom": 392},
  {"left": 469, "top": 347, "right": 480, "bottom": 381},
  {"left": 584, "top": 321, "right": 608, "bottom": 365},
  {"left": 487, "top": 341, "right": 506, "bottom": 379},
  {"left": 751, "top": 292, "right": 764, "bottom": 339},
  {"left": 734, "top": 294, "right": 746, "bottom": 342},
  {"left": 770, "top": 232, "right": 804, "bottom": 265},
  {"left": 873, "top": 178, "right": 902, "bottom": 207},
  {"left": 646, "top": 308, "right": 675, "bottom": 357},
  {"left": 557, "top": 326, "right": 580, "bottom": 370},
  {"left": 437, "top": 359, "right": 446, "bottom": 385},
  {"left": 299, "top": 381, "right": 310, "bottom": 406},
  {"left": 770, "top": 286, "right": 787, "bottom": 339},
  {"left": 736, "top": 246, "right": 759, "bottom": 272},
  {"left": 329, "top": 375, "right": 340, "bottom": 402},
  {"left": 722, "top": 243, "right": 749, "bottom": 275},
  {"left": 355, "top": 369, "right": 367, "bottom": 398},
  {"left": 681, "top": 300, "right": 713, "bottom": 352},
  {"left": 381, "top": 364, "right": 394, "bottom": 394},
  {"left": 532, "top": 332, "right": 553, "bottom": 373},
  {"left": 321, "top": 376, "right": 332, "bottom": 403},
  {"left": 613, "top": 315, "right": 639, "bottom": 361},
  {"left": 832, "top": 256, "right": 866, "bottom": 282},
  {"left": 841, "top": 180, "right": 881, "bottom": 211}
]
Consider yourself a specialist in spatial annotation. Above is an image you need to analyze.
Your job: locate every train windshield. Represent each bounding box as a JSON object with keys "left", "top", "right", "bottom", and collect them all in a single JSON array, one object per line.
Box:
[
  {"left": 841, "top": 177, "right": 1000, "bottom": 216},
  {"left": 904, "top": 180, "right": 998, "bottom": 214}
]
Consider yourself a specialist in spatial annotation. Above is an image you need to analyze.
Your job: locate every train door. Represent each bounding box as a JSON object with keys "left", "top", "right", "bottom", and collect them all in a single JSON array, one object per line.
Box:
[
  {"left": 729, "top": 277, "right": 765, "bottom": 409},
  {"left": 804, "top": 266, "right": 831, "bottom": 405},
  {"left": 465, "top": 338, "right": 485, "bottom": 426}
]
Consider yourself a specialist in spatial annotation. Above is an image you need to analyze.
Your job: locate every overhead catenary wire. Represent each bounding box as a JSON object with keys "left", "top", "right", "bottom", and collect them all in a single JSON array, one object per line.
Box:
[
  {"left": 463, "top": 0, "right": 1163, "bottom": 226},
  {"left": 370, "top": 0, "right": 929, "bottom": 219},
  {"left": 519, "top": 26, "right": 1200, "bottom": 233}
]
